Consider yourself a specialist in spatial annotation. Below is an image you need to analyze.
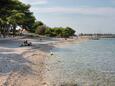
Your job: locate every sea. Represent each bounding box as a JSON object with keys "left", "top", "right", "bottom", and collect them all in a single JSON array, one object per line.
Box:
[{"left": 46, "top": 38, "right": 115, "bottom": 86}]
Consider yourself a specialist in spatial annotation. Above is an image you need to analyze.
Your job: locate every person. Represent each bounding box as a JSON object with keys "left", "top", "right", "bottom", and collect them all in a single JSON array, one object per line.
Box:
[
  {"left": 28, "top": 42, "right": 32, "bottom": 46},
  {"left": 20, "top": 40, "right": 32, "bottom": 47},
  {"left": 24, "top": 40, "right": 28, "bottom": 45}
]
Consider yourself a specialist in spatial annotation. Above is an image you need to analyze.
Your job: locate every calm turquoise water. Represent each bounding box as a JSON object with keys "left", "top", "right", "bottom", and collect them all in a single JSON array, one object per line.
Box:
[
  {"left": 47, "top": 38, "right": 115, "bottom": 86},
  {"left": 53, "top": 38, "right": 115, "bottom": 72}
]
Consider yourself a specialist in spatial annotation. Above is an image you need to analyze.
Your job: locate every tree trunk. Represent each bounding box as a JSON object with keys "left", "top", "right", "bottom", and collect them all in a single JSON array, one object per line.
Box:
[{"left": 13, "top": 24, "right": 16, "bottom": 37}]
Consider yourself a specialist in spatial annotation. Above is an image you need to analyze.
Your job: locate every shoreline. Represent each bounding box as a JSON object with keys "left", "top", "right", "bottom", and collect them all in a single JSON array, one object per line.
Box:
[
  {"left": 0, "top": 36, "right": 89, "bottom": 86},
  {"left": 0, "top": 36, "right": 115, "bottom": 86},
  {"left": 52, "top": 36, "right": 89, "bottom": 47}
]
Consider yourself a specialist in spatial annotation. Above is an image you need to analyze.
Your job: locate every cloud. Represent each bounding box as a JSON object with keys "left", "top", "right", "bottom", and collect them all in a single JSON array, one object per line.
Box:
[
  {"left": 30, "top": 7, "right": 115, "bottom": 16},
  {"left": 20, "top": 0, "right": 48, "bottom": 5}
]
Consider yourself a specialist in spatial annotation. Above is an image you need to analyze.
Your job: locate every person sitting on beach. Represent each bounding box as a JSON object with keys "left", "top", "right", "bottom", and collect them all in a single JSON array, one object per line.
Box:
[
  {"left": 24, "top": 40, "right": 28, "bottom": 45},
  {"left": 28, "top": 42, "right": 32, "bottom": 46},
  {"left": 20, "top": 40, "right": 32, "bottom": 47}
]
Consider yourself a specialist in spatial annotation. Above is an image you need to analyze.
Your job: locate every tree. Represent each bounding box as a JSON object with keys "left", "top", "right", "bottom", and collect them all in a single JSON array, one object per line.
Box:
[
  {"left": 35, "top": 25, "right": 48, "bottom": 35},
  {"left": 54, "top": 27, "right": 64, "bottom": 37},
  {"left": 65, "top": 27, "right": 75, "bottom": 36},
  {"left": 0, "top": 0, "right": 35, "bottom": 37},
  {"left": 45, "top": 28, "right": 57, "bottom": 37},
  {"left": 32, "top": 21, "right": 44, "bottom": 32},
  {"left": 45, "top": 27, "right": 76, "bottom": 37}
]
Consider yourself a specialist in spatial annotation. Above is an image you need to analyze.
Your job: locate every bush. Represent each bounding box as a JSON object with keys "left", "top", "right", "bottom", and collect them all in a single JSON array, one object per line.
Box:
[
  {"left": 32, "top": 21, "right": 44, "bottom": 32},
  {"left": 45, "top": 28, "right": 57, "bottom": 37},
  {"left": 45, "top": 27, "right": 76, "bottom": 38},
  {"left": 35, "top": 25, "right": 47, "bottom": 35}
]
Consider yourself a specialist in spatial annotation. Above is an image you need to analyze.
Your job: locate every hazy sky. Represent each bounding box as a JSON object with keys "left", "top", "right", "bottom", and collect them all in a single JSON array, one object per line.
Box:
[{"left": 21, "top": 0, "right": 115, "bottom": 33}]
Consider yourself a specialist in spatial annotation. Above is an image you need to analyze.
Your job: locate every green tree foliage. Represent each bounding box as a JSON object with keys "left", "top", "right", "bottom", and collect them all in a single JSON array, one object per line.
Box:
[
  {"left": 45, "top": 28, "right": 57, "bottom": 37},
  {"left": 0, "top": 0, "right": 35, "bottom": 37},
  {"left": 0, "top": 0, "right": 76, "bottom": 38},
  {"left": 62, "top": 27, "right": 76, "bottom": 37},
  {"left": 35, "top": 25, "right": 48, "bottom": 35},
  {"left": 32, "top": 21, "right": 44, "bottom": 32},
  {"left": 45, "top": 27, "right": 75, "bottom": 37},
  {"left": 53, "top": 27, "right": 64, "bottom": 37}
]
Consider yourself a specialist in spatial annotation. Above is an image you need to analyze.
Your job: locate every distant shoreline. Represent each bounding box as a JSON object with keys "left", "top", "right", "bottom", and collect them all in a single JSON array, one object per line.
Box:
[{"left": 50, "top": 36, "right": 88, "bottom": 47}]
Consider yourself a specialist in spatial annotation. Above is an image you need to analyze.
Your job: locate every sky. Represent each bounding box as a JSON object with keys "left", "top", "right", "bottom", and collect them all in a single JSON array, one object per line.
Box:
[{"left": 20, "top": 0, "right": 115, "bottom": 33}]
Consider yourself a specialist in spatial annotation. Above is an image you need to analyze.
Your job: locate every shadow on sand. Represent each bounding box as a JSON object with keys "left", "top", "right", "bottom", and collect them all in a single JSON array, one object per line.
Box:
[
  {"left": 0, "top": 38, "right": 23, "bottom": 48},
  {"left": 0, "top": 53, "right": 35, "bottom": 75}
]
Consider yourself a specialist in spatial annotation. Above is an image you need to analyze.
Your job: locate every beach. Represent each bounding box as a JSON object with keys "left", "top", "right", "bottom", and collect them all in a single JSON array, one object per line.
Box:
[
  {"left": 0, "top": 36, "right": 84, "bottom": 86},
  {"left": 0, "top": 37, "right": 115, "bottom": 86},
  {"left": 53, "top": 36, "right": 89, "bottom": 47},
  {"left": 0, "top": 36, "right": 53, "bottom": 86}
]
